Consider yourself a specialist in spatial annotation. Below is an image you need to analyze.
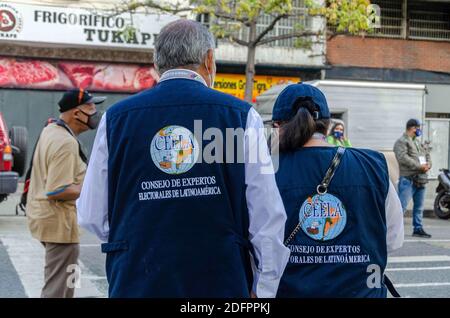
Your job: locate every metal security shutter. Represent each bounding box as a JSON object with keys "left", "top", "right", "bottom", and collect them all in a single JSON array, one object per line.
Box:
[{"left": 0, "top": 89, "right": 130, "bottom": 166}]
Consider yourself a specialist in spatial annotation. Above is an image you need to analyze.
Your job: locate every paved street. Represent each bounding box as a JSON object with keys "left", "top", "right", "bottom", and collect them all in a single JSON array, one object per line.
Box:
[
  {"left": 0, "top": 190, "right": 107, "bottom": 298},
  {"left": 1, "top": 189, "right": 450, "bottom": 298},
  {"left": 388, "top": 216, "right": 450, "bottom": 298}
]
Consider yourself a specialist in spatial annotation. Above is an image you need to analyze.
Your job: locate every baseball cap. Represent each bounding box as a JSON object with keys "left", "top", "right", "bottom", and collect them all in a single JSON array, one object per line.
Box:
[
  {"left": 406, "top": 118, "right": 422, "bottom": 129},
  {"left": 272, "top": 83, "right": 330, "bottom": 121},
  {"left": 58, "top": 88, "right": 106, "bottom": 113}
]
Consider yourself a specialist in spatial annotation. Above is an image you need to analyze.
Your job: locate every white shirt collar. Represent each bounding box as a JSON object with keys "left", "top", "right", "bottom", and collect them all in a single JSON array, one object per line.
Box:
[{"left": 159, "top": 69, "right": 207, "bottom": 87}]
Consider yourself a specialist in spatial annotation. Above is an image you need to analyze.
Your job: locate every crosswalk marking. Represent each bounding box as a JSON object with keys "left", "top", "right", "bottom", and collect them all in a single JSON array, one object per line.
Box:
[
  {"left": 395, "top": 282, "right": 450, "bottom": 288},
  {"left": 388, "top": 255, "right": 450, "bottom": 263},
  {"left": 404, "top": 239, "right": 450, "bottom": 242},
  {"left": 386, "top": 266, "right": 450, "bottom": 272},
  {"left": 1, "top": 236, "right": 105, "bottom": 298}
]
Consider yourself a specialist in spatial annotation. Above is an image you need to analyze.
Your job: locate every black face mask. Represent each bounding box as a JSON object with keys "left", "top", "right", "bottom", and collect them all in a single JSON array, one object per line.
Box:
[{"left": 77, "top": 108, "right": 101, "bottom": 130}]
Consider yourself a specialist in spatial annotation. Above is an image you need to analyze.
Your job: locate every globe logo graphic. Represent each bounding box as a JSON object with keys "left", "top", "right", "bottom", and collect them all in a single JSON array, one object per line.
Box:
[
  {"left": 150, "top": 125, "right": 199, "bottom": 175},
  {"left": 299, "top": 193, "right": 347, "bottom": 241}
]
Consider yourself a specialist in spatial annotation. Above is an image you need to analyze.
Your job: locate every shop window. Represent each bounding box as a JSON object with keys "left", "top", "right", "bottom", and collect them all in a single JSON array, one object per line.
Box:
[
  {"left": 197, "top": 0, "right": 313, "bottom": 48},
  {"left": 368, "top": 0, "right": 450, "bottom": 42}
]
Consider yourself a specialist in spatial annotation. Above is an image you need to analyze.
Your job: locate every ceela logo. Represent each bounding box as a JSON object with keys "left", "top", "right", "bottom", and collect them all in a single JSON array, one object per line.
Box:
[
  {"left": 0, "top": 4, "right": 23, "bottom": 35},
  {"left": 150, "top": 125, "right": 199, "bottom": 175},
  {"left": 299, "top": 193, "right": 347, "bottom": 242}
]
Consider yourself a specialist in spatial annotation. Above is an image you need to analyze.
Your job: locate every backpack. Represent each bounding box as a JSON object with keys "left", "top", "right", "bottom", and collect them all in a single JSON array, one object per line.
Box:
[{"left": 16, "top": 119, "right": 88, "bottom": 215}]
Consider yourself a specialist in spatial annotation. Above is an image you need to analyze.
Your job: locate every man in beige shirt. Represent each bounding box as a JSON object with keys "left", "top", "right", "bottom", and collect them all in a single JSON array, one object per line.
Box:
[{"left": 27, "top": 89, "right": 105, "bottom": 298}]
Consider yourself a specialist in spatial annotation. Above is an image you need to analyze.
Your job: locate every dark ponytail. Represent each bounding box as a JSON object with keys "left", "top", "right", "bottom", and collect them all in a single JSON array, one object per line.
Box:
[{"left": 279, "top": 97, "right": 330, "bottom": 152}]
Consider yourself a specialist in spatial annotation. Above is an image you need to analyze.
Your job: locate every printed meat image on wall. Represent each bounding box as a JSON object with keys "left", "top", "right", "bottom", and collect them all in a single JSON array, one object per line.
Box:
[
  {"left": 0, "top": 57, "right": 159, "bottom": 93},
  {"left": 0, "top": 58, "right": 72, "bottom": 89}
]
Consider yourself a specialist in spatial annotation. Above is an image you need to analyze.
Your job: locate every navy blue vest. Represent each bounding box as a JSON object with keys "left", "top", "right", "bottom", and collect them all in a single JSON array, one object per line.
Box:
[
  {"left": 275, "top": 147, "right": 389, "bottom": 298},
  {"left": 103, "top": 77, "right": 253, "bottom": 297}
]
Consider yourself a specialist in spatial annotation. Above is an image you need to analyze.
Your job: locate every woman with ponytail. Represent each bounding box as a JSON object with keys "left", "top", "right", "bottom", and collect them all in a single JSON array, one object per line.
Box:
[{"left": 272, "top": 83, "right": 404, "bottom": 298}]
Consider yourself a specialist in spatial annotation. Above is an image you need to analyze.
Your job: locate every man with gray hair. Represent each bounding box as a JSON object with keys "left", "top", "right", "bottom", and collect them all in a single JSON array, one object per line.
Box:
[{"left": 77, "top": 19, "right": 289, "bottom": 297}]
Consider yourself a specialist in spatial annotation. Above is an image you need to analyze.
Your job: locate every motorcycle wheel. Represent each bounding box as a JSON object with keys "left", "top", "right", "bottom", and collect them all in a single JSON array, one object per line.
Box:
[{"left": 434, "top": 190, "right": 450, "bottom": 219}]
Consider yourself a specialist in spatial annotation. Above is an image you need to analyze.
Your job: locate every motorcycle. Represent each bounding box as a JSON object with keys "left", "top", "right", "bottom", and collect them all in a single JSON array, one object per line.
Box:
[{"left": 434, "top": 169, "right": 450, "bottom": 219}]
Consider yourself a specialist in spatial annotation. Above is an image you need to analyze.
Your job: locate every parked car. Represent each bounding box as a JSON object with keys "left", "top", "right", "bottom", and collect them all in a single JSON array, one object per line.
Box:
[{"left": 0, "top": 112, "right": 27, "bottom": 203}]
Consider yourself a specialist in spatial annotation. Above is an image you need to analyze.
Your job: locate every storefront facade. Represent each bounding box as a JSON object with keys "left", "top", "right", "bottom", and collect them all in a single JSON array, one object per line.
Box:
[
  {"left": 0, "top": 1, "right": 173, "bottom": 156},
  {"left": 1, "top": 1, "right": 326, "bottom": 157}
]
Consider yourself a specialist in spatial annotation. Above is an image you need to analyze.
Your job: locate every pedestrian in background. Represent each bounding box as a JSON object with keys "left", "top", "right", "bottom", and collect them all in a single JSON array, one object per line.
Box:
[
  {"left": 26, "top": 89, "right": 105, "bottom": 298},
  {"left": 272, "top": 83, "right": 404, "bottom": 298},
  {"left": 327, "top": 122, "right": 352, "bottom": 147},
  {"left": 77, "top": 19, "right": 289, "bottom": 298},
  {"left": 394, "top": 119, "right": 432, "bottom": 238}
]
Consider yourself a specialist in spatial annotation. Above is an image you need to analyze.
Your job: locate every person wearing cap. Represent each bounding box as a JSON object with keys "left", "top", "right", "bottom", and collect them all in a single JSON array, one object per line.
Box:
[
  {"left": 76, "top": 20, "right": 289, "bottom": 298},
  {"left": 26, "top": 88, "right": 105, "bottom": 298},
  {"left": 327, "top": 121, "right": 352, "bottom": 148},
  {"left": 394, "top": 119, "right": 432, "bottom": 238},
  {"left": 271, "top": 83, "right": 404, "bottom": 298}
]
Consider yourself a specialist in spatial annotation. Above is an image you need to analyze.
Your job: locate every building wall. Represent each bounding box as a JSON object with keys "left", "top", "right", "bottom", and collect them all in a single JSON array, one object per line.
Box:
[
  {"left": 216, "top": 42, "right": 325, "bottom": 68},
  {"left": 327, "top": 35, "right": 450, "bottom": 74},
  {"left": 215, "top": 11, "right": 326, "bottom": 68},
  {"left": 9, "top": 0, "right": 326, "bottom": 68}
]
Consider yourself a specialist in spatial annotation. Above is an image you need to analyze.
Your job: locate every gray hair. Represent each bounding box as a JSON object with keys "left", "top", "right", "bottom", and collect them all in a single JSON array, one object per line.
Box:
[{"left": 154, "top": 19, "right": 215, "bottom": 74}]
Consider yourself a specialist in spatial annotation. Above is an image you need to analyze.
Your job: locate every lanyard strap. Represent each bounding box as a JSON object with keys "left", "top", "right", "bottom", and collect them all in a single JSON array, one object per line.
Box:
[
  {"left": 159, "top": 69, "right": 207, "bottom": 86},
  {"left": 413, "top": 139, "right": 421, "bottom": 153},
  {"left": 284, "top": 146, "right": 346, "bottom": 246},
  {"left": 56, "top": 119, "right": 88, "bottom": 164}
]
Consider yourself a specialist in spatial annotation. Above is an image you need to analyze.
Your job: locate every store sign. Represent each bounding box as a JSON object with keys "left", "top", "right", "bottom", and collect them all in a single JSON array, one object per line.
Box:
[
  {"left": 0, "top": 2, "right": 178, "bottom": 49},
  {"left": 214, "top": 73, "right": 300, "bottom": 102},
  {"left": 0, "top": 57, "right": 159, "bottom": 93}
]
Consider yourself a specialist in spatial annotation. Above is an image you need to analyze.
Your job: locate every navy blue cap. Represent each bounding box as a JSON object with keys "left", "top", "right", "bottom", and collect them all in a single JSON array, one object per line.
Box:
[
  {"left": 58, "top": 88, "right": 106, "bottom": 113},
  {"left": 272, "top": 83, "right": 330, "bottom": 121},
  {"left": 406, "top": 118, "right": 422, "bottom": 129}
]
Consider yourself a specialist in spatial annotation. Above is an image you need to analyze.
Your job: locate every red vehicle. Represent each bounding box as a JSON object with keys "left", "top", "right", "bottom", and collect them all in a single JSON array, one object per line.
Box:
[{"left": 0, "top": 112, "right": 27, "bottom": 203}]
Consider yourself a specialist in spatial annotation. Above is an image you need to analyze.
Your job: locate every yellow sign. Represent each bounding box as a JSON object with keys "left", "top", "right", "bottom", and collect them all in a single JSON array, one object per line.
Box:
[{"left": 213, "top": 73, "right": 300, "bottom": 102}]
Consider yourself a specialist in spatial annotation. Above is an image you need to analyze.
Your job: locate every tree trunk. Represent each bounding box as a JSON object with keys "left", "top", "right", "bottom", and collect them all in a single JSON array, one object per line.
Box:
[{"left": 244, "top": 22, "right": 257, "bottom": 103}]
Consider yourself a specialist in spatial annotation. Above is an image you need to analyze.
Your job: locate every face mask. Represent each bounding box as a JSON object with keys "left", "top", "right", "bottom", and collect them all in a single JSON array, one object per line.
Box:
[
  {"left": 333, "top": 131, "right": 344, "bottom": 139},
  {"left": 77, "top": 108, "right": 101, "bottom": 130},
  {"left": 415, "top": 128, "right": 422, "bottom": 137}
]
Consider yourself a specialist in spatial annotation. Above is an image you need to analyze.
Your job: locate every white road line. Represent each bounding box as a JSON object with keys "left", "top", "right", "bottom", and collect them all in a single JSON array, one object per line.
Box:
[
  {"left": 1, "top": 235, "right": 105, "bottom": 298},
  {"left": 388, "top": 255, "right": 450, "bottom": 263},
  {"left": 386, "top": 266, "right": 450, "bottom": 272},
  {"left": 82, "top": 275, "right": 107, "bottom": 281},
  {"left": 395, "top": 282, "right": 450, "bottom": 288},
  {"left": 404, "top": 239, "right": 450, "bottom": 242},
  {"left": 80, "top": 244, "right": 101, "bottom": 248}
]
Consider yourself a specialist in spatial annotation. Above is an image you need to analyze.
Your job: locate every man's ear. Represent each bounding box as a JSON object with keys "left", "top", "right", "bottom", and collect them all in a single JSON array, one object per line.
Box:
[
  {"left": 72, "top": 108, "right": 81, "bottom": 119},
  {"left": 207, "top": 49, "right": 214, "bottom": 69}
]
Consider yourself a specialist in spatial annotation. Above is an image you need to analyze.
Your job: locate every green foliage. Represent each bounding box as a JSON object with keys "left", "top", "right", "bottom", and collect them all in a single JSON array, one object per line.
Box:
[
  {"left": 293, "top": 37, "right": 313, "bottom": 49},
  {"left": 125, "top": 0, "right": 375, "bottom": 45},
  {"left": 120, "top": 24, "right": 138, "bottom": 42},
  {"left": 316, "top": 0, "right": 374, "bottom": 35}
]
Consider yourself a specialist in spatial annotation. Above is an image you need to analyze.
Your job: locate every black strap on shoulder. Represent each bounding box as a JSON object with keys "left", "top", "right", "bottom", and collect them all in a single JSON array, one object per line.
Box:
[
  {"left": 284, "top": 147, "right": 346, "bottom": 245},
  {"left": 384, "top": 275, "right": 401, "bottom": 298},
  {"left": 17, "top": 118, "right": 58, "bottom": 214},
  {"left": 56, "top": 119, "right": 88, "bottom": 164},
  {"left": 317, "top": 146, "right": 346, "bottom": 194}
]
